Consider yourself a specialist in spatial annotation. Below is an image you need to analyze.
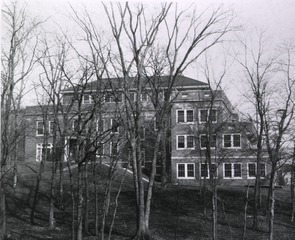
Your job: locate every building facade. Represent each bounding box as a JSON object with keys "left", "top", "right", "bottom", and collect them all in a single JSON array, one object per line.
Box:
[{"left": 24, "top": 75, "right": 269, "bottom": 185}]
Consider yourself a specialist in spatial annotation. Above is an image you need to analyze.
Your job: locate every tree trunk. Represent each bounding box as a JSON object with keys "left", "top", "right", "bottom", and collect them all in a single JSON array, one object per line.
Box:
[
  {"left": 291, "top": 144, "right": 295, "bottom": 222},
  {"left": 243, "top": 185, "right": 250, "bottom": 240},
  {"left": 101, "top": 177, "right": 111, "bottom": 240},
  {"left": 49, "top": 192, "right": 55, "bottom": 229},
  {"left": 93, "top": 161, "right": 99, "bottom": 236},
  {"left": 144, "top": 132, "right": 162, "bottom": 231},
  {"left": 77, "top": 164, "right": 83, "bottom": 240},
  {"left": 30, "top": 158, "right": 46, "bottom": 224},
  {"left": 161, "top": 124, "right": 167, "bottom": 186},
  {"left": 268, "top": 170, "right": 275, "bottom": 240},
  {"left": 212, "top": 182, "right": 218, "bottom": 240},
  {"left": 133, "top": 141, "right": 149, "bottom": 240},
  {"left": 59, "top": 152, "right": 64, "bottom": 212},
  {"left": 49, "top": 156, "right": 56, "bottom": 229},
  {"left": 108, "top": 168, "right": 127, "bottom": 240},
  {"left": 0, "top": 187, "right": 6, "bottom": 238},
  {"left": 253, "top": 160, "right": 261, "bottom": 230},
  {"left": 65, "top": 152, "right": 75, "bottom": 240},
  {"left": 84, "top": 162, "right": 89, "bottom": 235},
  {"left": 71, "top": 191, "right": 75, "bottom": 240}
]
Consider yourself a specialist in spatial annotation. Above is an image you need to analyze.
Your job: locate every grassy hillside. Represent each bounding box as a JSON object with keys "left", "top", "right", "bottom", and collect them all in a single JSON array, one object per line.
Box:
[{"left": 3, "top": 161, "right": 295, "bottom": 239}]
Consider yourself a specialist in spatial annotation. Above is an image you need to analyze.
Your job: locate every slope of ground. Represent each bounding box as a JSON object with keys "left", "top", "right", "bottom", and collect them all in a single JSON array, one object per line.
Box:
[{"left": 3, "top": 161, "right": 295, "bottom": 239}]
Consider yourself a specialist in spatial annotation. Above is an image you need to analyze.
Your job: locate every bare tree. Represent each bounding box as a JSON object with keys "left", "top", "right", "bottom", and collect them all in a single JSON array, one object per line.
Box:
[
  {"left": 292, "top": 142, "right": 295, "bottom": 222},
  {"left": 238, "top": 33, "right": 295, "bottom": 239},
  {"left": 35, "top": 36, "right": 71, "bottom": 229},
  {"left": 103, "top": 2, "right": 235, "bottom": 239},
  {"left": 236, "top": 31, "right": 277, "bottom": 230},
  {"left": 1, "top": 1, "right": 42, "bottom": 237},
  {"left": 264, "top": 45, "right": 295, "bottom": 240}
]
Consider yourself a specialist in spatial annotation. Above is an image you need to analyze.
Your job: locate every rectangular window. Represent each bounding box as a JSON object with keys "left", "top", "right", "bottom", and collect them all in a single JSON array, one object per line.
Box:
[
  {"left": 200, "top": 134, "right": 216, "bottom": 149},
  {"left": 248, "top": 163, "right": 266, "bottom": 178},
  {"left": 223, "top": 134, "right": 241, "bottom": 148},
  {"left": 97, "top": 142, "right": 104, "bottom": 156},
  {"left": 105, "top": 93, "right": 114, "bottom": 103},
  {"left": 233, "top": 134, "right": 241, "bottom": 147},
  {"left": 248, "top": 163, "right": 256, "bottom": 178},
  {"left": 200, "top": 163, "right": 217, "bottom": 179},
  {"left": 177, "top": 163, "right": 195, "bottom": 179},
  {"left": 211, "top": 109, "right": 217, "bottom": 122},
  {"left": 36, "top": 121, "right": 44, "bottom": 136},
  {"left": 116, "top": 92, "right": 123, "bottom": 102},
  {"left": 141, "top": 92, "right": 148, "bottom": 102},
  {"left": 177, "top": 135, "right": 194, "bottom": 149},
  {"left": 223, "top": 163, "right": 242, "bottom": 178},
  {"left": 81, "top": 120, "right": 89, "bottom": 134},
  {"left": 187, "top": 164, "right": 195, "bottom": 177},
  {"left": 82, "top": 94, "right": 92, "bottom": 104},
  {"left": 49, "top": 121, "right": 54, "bottom": 135},
  {"left": 140, "top": 127, "right": 145, "bottom": 140},
  {"left": 97, "top": 119, "right": 104, "bottom": 132},
  {"left": 187, "top": 136, "right": 194, "bottom": 148},
  {"left": 177, "top": 136, "right": 185, "bottom": 149},
  {"left": 72, "top": 119, "right": 79, "bottom": 132},
  {"left": 233, "top": 163, "right": 242, "bottom": 178},
  {"left": 130, "top": 92, "right": 136, "bottom": 102},
  {"left": 260, "top": 163, "right": 266, "bottom": 177},
  {"left": 199, "top": 109, "right": 217, "bottom": 123},
  {"left": 177, "top": 110, "right": 185, "bottom": 123},
  {"left": 224, "top": 163, "right": 232, "bottom": 178},
  {"left": 111, "top": 119, "right": 119, "bottom": 133},
  {"left": 110, "top": 141, "right": 118, "bottom": 156},
  {"left": 201, "top": 163, "right": 208, "bottom": 178},
  {"left": 186, "top": 110, "right": 194, "bottom": 122},
  {"left": 178, "top": 164, "right": 185, "bottom": 177},
  {"left": 224, "top": 135, "right": 231, "bottom": 147},
  {"left": 177, "top": 109, "right": 194, "bottom": 123},
  {"left": 200, "top": 109, "right": 208, "bottom": 123},
  {"left": 36, "top": 143, "right": 52, "bottom": 162},
  {"left": 200, "top": 135, "right": 207, "bottom": 148}
]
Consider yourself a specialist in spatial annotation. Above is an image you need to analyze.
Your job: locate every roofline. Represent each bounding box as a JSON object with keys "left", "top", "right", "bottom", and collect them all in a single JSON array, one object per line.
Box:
[{"left": 61, "top": 84, "right": 209, "bottom": 94}]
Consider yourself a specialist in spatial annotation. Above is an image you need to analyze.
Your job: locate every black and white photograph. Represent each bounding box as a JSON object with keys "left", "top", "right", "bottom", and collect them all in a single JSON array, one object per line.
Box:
[{"left": 1, "top": 0, "right": 295, "bottom": 239}]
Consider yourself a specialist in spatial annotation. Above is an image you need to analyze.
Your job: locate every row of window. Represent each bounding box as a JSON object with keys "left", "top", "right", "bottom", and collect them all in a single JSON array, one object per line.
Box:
[
  {"left": 36, "top": 119, "right": 150, "bottom": 139},
  {"left": 177, "top": 162, "right": 266, "bottom": 179},
  {"left": 176, "top": 134, "right": 241, "bottom": 149},
  {"left": 36, "top": 119, "right": 120, "bottom": 136},
  {"left": 36, "top": 142, "right": 147, "bottom": 162},
  {"left": 81, "top": 92, "right": 150, "bottom": 104},
  {"left": 177, "top": 109, "right": 217, "bottom": 124}
]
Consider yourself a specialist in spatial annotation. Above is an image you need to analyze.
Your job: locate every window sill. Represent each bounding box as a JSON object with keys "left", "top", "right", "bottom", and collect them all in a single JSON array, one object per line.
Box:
[
  {"left": 177, "top": 122, "right": 194, "bottom": 124},
  {"left": 200, "top": 177, "right": 218, "bottom": 179},
  {"left": 223, "top": 147, "right": 241, "bottom": 149},
  {"left": 177, "top": 177, "right": 195, "bottom": 180},
  {"left": 176, "top": 148, "right": 195, "bottom": 150},
  {"left": 199, "top": 121, "right": 217, "bottom": 124},
  {"left": 224, "top": 177, "right": 243, "bottom": 179},
  {"left": 247, "top": 177, "right": 256, "bottom": 179}
]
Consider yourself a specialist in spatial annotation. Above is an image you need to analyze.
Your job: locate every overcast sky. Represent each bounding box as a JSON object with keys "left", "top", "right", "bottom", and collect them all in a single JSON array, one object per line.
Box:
[
  {"left": 24, "top": 0, "right": 295, "bottom": 42},
  {"left": 3, "top": 0, "right": 295, "bottom": 110}
]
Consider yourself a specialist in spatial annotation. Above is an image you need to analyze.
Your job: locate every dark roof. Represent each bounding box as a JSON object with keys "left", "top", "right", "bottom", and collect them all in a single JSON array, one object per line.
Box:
[
  {"left": 25, "top": 105, "right": 56, "bottom": 116},
  {"left": 63, "top": 75, "right": 208, "bottom": 92}
]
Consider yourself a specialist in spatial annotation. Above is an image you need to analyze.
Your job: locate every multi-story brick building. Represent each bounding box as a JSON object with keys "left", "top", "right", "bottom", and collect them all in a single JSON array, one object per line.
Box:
[{"left": 24, "top": 75, "right": 269, "bottom": 185}]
